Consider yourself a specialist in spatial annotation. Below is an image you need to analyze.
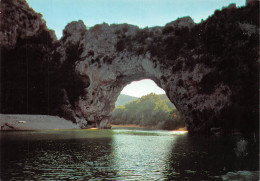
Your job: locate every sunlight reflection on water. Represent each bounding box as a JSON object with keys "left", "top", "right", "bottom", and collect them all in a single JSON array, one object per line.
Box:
[
  {"left": 0, "top": 128, "right": 258, "bottom": 180},
  {"left": 111, "top": 131, "right": 177, "bottom": 180}
]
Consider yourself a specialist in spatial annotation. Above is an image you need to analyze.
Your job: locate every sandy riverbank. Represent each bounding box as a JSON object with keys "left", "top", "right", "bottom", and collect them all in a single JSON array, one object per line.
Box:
[
  {"left": 0, "top": 116, "right": 188, "bottom": 131},
  {"left": 111, "top": 124, "right": 146, "bottom": 128},
  {"left": 0, "top": 114, "right": 80, "bottom": 131}
]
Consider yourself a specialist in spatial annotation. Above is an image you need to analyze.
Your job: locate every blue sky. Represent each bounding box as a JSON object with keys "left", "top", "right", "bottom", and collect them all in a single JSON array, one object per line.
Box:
[
  {"left": 26, "top": 0, "right": 245, "bottom": 97},
  {"left": 27, "top": 0, "right": 245, "bottom": 38}
]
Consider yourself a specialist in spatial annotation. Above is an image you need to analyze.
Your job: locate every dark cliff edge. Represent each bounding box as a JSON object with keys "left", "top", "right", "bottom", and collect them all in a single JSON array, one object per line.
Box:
[
  {"left": 1, "top": 0, "right": 57, "bottom": 115},
  {"left": 1, "top": 0, "right": 259, "bottom": 134}
]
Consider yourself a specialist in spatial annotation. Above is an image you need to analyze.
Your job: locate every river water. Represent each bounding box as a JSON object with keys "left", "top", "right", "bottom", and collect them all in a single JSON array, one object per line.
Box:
[{"left": 0, "top": 128, "right": 258, "bottom": 180}]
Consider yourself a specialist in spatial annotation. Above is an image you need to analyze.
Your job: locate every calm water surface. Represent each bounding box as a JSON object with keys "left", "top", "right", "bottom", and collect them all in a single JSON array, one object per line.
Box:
[{"left": 0, "top": 128, "right": 258, "bottom": 180}]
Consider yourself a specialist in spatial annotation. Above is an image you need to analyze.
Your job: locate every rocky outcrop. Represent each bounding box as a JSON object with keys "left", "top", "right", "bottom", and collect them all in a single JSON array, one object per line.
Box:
[
  {"left": 56, "top": 3, "right": 259, "bottom": 133},
  {"left": 0, "top": 0, "right": 56, "bottom": 48},
  {"left": 1, "top": 0, "right": 259, "bottom": 133}
]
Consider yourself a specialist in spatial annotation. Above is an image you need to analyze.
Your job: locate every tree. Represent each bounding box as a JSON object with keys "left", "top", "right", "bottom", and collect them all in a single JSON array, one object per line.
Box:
[{"left": 110, "top": 93, "right": 186, "bottom": 130}]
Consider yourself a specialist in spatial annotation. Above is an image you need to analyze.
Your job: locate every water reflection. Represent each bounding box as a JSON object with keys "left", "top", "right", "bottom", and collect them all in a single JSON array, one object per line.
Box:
[
  {"left": 164, "top": 134, "right": 259, "bottom": 180},
  {"left": 0, "top": 129, "right": 258, "bottom": 180},
  {"left": 111, "top": 129, "right": 177, "bottom": 180},
  {"left": 0, "top": 130, "right": 116, "bottom": 180}
]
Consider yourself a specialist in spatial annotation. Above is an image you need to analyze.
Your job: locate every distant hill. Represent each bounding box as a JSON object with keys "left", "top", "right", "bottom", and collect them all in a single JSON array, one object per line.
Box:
[
  {"left": 115, "top": 94, "right": 176, "bottom": 108},
  {"left": 115, "top": 94, "right": 138, "bottom": 106}
]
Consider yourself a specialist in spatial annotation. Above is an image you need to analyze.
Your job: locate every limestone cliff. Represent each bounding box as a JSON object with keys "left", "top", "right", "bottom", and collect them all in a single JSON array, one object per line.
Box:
[{"left": 1, "top": 0, "right": 259, "bottom": 133}]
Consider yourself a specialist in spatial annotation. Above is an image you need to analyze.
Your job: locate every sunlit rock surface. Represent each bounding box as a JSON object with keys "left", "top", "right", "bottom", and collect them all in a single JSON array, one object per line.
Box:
[{"left": 1, "top": 0, "right": 259, "bottom": 133}]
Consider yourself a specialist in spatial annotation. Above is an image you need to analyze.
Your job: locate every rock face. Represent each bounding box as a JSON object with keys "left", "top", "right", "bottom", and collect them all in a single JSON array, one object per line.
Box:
[
  {"left": 246, "top": 0, "right": 257, "bottom": 5},
  {"left": 1, "top": 0, "right": 57, "bottom": 115},
  {"left": 1, "top": 0, "right": 259, "bottom": 133},
  {"left": 0, "top": 0, "right": 56, "bottom": 48}
]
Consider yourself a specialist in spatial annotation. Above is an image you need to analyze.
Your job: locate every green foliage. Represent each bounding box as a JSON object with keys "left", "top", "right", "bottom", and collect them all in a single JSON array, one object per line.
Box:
[
  {"left": 157, "top": 110, "right": 185, "bottom": 130},
  {"left": 110, "top": 93, "right": 185, "bottom": 130}
]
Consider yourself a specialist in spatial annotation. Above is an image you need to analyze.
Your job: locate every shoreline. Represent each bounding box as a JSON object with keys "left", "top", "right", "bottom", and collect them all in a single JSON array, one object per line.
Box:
[
  {"left": 111, "top": 124, "right": 146, "bottom": 128},
  {"left": 0, "top": 114, "right": 80, "bottom": 131},
  {"left": 111, "top": 124, "right": 187, "bottom": 131},
  {"left": 0, "top": 114, "right": 188, "bottom": 132}
]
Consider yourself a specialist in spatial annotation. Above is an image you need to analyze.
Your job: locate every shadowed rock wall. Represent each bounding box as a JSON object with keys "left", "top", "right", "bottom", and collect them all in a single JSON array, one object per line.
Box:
[{"left": 1, "top": 0, "right": 259, "bottom": 133}]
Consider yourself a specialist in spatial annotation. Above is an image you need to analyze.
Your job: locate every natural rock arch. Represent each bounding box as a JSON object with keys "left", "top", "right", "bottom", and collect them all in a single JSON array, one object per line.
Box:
[
  {"left": 1, "top": 0, "right": 258, "bottom": 134},
  {"left": 57, "top": 19, "right": 234, "bottom": 132}
]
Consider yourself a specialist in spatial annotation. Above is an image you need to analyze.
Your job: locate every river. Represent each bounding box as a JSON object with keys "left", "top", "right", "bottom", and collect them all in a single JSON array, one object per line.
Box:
[{"left": 0, "top": 128, "right": 258, "bottom": 180}]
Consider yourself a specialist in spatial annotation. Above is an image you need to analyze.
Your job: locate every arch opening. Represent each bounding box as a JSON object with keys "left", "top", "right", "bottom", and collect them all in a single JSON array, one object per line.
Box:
[{"left": 109, "top": 79, "right": 186, "bottom": 130}]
